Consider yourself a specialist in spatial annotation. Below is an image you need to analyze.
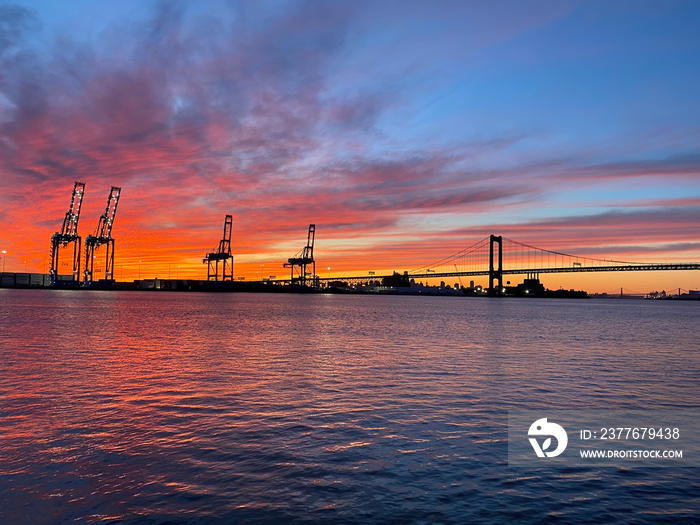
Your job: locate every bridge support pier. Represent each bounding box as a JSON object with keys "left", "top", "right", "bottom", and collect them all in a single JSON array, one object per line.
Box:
[{"left": 489, "top": 235, "right": 502, "bottom": 296}]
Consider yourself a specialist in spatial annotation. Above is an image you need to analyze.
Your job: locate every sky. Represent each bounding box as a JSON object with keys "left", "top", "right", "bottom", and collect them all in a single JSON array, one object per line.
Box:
[{"left": 0, "top": 0, "right": 699, "bottom": 292}]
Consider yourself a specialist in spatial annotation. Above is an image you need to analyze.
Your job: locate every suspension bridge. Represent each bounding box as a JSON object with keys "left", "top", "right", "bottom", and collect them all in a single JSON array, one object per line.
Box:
[{"left": 301, "top": 235, "right": 700, "bottom": 294}]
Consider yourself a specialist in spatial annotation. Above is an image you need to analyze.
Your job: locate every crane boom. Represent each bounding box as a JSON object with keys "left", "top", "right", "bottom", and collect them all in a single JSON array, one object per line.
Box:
[
  {"left": 60, "top": 181, "right": 85, "bottom": 238},
  {"left": 218, "top": 214, "right": 233, "bottom": 256},
  {"left": 94, "top": 187, "right": 121, "bottom": 240}
]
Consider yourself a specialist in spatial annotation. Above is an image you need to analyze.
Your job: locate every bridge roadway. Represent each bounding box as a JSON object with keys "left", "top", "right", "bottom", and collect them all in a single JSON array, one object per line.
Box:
[
  {"left": 265, "top": 262, "right": 700, "bottom": 285},
  {"left": 409, "top": 263, "right": 700, "bottom": 280}
]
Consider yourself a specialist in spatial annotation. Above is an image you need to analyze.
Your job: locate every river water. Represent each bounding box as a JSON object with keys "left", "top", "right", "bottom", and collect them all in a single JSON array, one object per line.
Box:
[{"left": 0, "top": 289, "right": 698, "bottom": 523}]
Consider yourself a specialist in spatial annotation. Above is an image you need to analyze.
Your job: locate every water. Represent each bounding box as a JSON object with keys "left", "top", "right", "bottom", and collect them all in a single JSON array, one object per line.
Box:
[{"left": 1, "top": 289, "right": 698, "bottom": 524}]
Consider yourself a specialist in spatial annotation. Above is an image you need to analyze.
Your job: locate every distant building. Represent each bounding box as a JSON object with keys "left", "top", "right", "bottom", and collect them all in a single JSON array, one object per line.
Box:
[
  {"left": 382, "top": 271, "right": 410, "bottom": 287},
  {"left": 515, "top": 278, "right": 545, "bottom": 296}
]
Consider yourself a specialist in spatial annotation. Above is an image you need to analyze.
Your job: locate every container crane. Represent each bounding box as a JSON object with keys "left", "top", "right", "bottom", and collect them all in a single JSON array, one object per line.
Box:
[
  {"left": 49, "top": 181, "right": 85, "bottom": 283},
  {"left": 284, "top": 224, "right": 315, "bottom": 286},
  {"left": 203, "top": 214, "right": 233, "bottom": 281},
  {"left": 84, "top": 186, "right": 121, "bottom": 284}
]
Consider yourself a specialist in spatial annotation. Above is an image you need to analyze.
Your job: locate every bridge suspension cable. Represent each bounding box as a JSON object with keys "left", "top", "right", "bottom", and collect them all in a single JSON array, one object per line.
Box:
[
  {"left": 501, "top": 237, "right": 642, "bottom": 272},
  {"left": 408, "top": 237, "right": 491, "bottom": 276}
]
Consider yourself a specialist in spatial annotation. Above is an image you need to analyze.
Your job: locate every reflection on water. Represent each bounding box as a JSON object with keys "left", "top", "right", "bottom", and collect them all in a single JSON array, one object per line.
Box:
[{"left": 1, "top": 290, "right": 698, "bottom": 523}]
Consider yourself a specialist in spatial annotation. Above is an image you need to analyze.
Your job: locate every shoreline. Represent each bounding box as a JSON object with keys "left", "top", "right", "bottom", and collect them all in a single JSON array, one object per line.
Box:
[{"left": 2, "top": 272, "right": 698, "bottom": 299}]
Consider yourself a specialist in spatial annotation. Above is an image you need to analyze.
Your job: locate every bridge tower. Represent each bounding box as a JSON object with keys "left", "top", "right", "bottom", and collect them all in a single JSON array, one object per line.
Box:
[
  {"left": 489, "top": 234, "right": 503, "bottom": 295},
  {"left": 84, "top": 186, "right": 121, "bottom": 284},
  {"left": 50, "top": 181, "right": 86, "bottom": 283},
  {"left": 203, "top": 215, "right": 233, "bottom": 281},
  {"left": 284, "top": 224, "right": 315, "bottom": 286}
]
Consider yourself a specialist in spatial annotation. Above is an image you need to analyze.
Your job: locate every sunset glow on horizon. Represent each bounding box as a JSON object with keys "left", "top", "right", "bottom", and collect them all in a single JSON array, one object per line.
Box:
[{"left": 1, "top": 1, "right": 699, "bottom": 293}]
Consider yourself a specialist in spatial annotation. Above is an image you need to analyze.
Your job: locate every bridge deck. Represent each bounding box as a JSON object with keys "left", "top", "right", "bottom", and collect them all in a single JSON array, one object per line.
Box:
[{"left": 261, "top": 263, "right": 700, "bottom": 285}]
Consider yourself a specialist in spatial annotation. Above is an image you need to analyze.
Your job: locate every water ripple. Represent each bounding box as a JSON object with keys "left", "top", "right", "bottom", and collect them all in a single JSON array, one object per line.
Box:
[{"left": 0, "top": 291, "right": 698, "bottom": 523}]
